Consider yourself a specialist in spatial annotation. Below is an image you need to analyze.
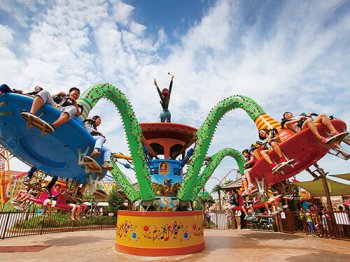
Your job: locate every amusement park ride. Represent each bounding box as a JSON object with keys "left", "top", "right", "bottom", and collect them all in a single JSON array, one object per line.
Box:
[{"left": 0, "top": 81, "right": 349, "bottom": 256}]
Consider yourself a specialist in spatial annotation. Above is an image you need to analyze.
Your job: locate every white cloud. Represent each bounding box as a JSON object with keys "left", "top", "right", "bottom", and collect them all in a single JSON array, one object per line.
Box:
[
  {"left": 111, "top": 0, "right": 135, "bottom": 25},
  {"left": 1, "top": 0, "right": 349, "bottom": 191},
  {"left": 0, "top": 25, "right": 14, "bottom": 44}
]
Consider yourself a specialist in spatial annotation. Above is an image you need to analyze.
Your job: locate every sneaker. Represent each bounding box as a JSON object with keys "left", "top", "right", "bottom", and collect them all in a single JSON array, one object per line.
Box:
[
  {"left": 330, "top": 131, "right": 340, "bottom": 137},
  {"left": 49, "top": 123, "right": 56, "bottom": 131},
  {"left": 271, "top": 163, "right": 282, "bottom": 173},
  {"left": 326, "top": 131, "right": 349, "bottom": 144},
  {"left": 101, "top": 162, "right": 113, "bottom": 171},
  {"left": 285, "top": 159, "right": 295, "bottom": 165},
  {"left": 280, "top": 156, "right": 288, "bottom": 163},
  {"left": 319, "top": 136, "right": 328, "bottom": 144},
  {"left": 244, "top": 215, "right": 249, "bottom": 220}
]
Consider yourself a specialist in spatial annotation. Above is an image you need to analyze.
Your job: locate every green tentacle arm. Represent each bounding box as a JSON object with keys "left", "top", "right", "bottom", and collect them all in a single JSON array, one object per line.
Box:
[
  {"left": 190, "top": 148, "right": 245, "bottom": 201},
  {"left": 110, "top": 158, "right": 140, "bottom": 203},
  {"left": 78, "top": 83, "right": 154, "bottom": 201},
  {"left": 178, "top": 95, "right": 266, "bottom": 202}
]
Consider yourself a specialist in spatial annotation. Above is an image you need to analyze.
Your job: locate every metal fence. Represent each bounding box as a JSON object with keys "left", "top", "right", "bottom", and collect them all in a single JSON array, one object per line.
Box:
[
  {"left": 277, "top": 210, "right": 350, "bottom": 240},
  {"left": 206, "top": 211, "right": 276, "bottom": 232},
  {"left": 0, "top": 210, "right": 117, "bottom": 240},
  {"left": 244, "top": 214, "right": 275, "bottom": 232}
]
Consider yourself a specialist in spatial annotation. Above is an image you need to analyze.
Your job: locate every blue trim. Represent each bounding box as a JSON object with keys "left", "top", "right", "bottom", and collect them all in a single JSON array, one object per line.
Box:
[{"left": 0, "top": 93, "right": 107, "bottom": 184}]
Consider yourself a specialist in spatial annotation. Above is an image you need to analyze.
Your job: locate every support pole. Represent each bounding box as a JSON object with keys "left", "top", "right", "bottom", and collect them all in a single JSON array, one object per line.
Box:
[
  {"left": 306, "top": 163, "right": 339, "bottom": 238},
  {"left": 321, "top": 175, "right": 339, "bottom": 238}
]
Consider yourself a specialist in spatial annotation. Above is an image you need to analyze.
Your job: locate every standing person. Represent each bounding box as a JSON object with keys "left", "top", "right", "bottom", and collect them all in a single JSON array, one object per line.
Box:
[
  {"left": 302, "top": 201, "right": 311, "bottom": 212},
  {"left": 298, "top": 207, "right": 306, "bottom": 232},
  {"left": 84, "top": 115, "right": 113, "bottom": 170},
  {"left": 321, "top": 209, "right": 329, "bottom": 234},
  {"left": 305, "top": 208, "right": 316, "bottom": 236},
  {"left": 22, "top": 87, "right": 81, "bottom": 130},
  {"left": 154, "top": 73, "right": 174, "bottom": 122},
  {"left": 229, "top": 190, "right": 240, "bottom": 208},
  {"left": 235, "top": 209, "right": 242, "bottom": 229}
]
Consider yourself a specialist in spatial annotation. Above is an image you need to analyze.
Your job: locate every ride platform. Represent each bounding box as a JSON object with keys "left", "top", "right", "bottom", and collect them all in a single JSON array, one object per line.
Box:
[
  {"left": 115, "top": 210, "right": 204, "bottom": 256},
  {"left": 140, "top": 122, "right": 197, "bottom": 159},
  {"left": 0, "top": 93, "right": 107, "bottom": 184},
  {"left": 250, "top": 120, "right": 348, "bottom": 185}
]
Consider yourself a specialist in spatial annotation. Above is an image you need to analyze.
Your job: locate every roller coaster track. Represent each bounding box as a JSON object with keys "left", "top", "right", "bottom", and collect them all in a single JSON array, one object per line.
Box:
[{"left": 190, "top": 148, "right": 245, "bottom": 201}]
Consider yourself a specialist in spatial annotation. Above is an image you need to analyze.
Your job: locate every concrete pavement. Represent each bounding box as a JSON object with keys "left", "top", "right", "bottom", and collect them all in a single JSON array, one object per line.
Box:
[{"left": 0, "top": 229, "right": 350, "bottom": 261}]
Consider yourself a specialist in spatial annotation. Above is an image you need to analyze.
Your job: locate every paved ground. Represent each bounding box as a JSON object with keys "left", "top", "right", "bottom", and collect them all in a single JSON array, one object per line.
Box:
[{"left": 0, "top": 229, "right": 350, "bottom": 262}]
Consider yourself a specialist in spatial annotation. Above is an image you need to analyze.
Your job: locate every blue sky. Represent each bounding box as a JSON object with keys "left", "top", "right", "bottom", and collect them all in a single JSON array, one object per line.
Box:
[{"left": 0, "top": 0, "right": 350, "bottom": 192}]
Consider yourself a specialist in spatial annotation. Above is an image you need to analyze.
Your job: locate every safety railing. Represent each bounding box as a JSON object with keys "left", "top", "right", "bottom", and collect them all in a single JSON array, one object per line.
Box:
[
  {"left": 277, "top": 210, "right": 350, "bottom": 240},
  {"left": 244, "top": 213, "right": 275, "bottom": 232},
  {"left": 0, "top": 209, "right": 116, "bottom": 240}
]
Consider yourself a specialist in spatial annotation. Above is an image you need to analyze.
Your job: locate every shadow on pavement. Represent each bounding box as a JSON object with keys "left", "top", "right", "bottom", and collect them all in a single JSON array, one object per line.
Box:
[
  {"left": 286, "top": 250, "right": 350, "bottom": 262},
  {"left": 43, "top": 236, "right": 110, "bottom": 246},
  {"left": 204, "top": 235, "right": 259, "bottom": 249},
  {"left": 243, "top": 232, "right": 304, "bottom": 240}
]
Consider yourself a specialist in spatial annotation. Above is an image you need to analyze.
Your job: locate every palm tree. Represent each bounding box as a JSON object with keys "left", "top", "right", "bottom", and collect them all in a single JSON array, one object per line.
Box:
[{"left": 212, "top": 184, "right": 223, "bottom": 212}]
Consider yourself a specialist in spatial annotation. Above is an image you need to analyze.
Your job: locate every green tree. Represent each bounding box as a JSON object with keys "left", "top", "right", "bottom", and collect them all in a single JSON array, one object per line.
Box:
[
  {"left": 106, "top": 186, "right": 125, "bottom": 213},
  {"left": 212, "top": 184, "right": 223, "bottom": 212},
  {"left": 194, "top": 193, "right": 215, "bottom": 212}
]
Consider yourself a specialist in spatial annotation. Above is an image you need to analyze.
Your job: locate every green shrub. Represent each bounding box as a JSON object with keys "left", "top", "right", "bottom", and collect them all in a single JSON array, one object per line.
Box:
[{"left": 11, "top": 212, "right": 116, "bottom": 230}]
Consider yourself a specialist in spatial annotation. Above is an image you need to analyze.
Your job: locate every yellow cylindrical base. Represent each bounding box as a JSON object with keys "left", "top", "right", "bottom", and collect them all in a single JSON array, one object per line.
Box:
[{"left": 115, "top": 210, "right": 204, "bottom": 256}]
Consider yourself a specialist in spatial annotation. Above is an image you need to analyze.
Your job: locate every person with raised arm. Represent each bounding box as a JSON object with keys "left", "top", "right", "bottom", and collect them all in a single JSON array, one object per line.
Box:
[{"left": 154, "top": 73, "right": 174, "bottom": 122}]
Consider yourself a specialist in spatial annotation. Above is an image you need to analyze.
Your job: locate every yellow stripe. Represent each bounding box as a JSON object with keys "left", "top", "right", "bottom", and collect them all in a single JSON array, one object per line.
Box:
[
  {"left": 112, "top": 153, "right": 133, "bottom": 160},
  {"left": 78, "top": 100, "right": 92, "bottom": 120},
  {"left": 255, "top": 114, "right": 282, "bottom": 130}
]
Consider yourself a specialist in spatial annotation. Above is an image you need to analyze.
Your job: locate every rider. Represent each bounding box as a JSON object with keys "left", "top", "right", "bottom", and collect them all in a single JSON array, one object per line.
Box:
[
  {"left": 242, "top": 196, "right": 255, "bottom": 220},
  {"left": 258, "top": 128, "right": 294, "bottom": 173},
  {"left": 281, "top": 112, "right": 344, "bottom": 144},
  {"left": 241, "top": 149, "right": 256, "bottom": 195},
  {"left": 42, "top": 183, "right": 63, "bottom": 216},
  {"left": 154, "top": 73, "right": 174, "bottom": 122},
  {"left": 0, "top": 84, "right": 23, "bottom": 95},
  {"left": 84, "top": 115, "right": 113, "bottom": 170},
  {"left": 23, "top": 87, "right": 81, "bottom": 130}
]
